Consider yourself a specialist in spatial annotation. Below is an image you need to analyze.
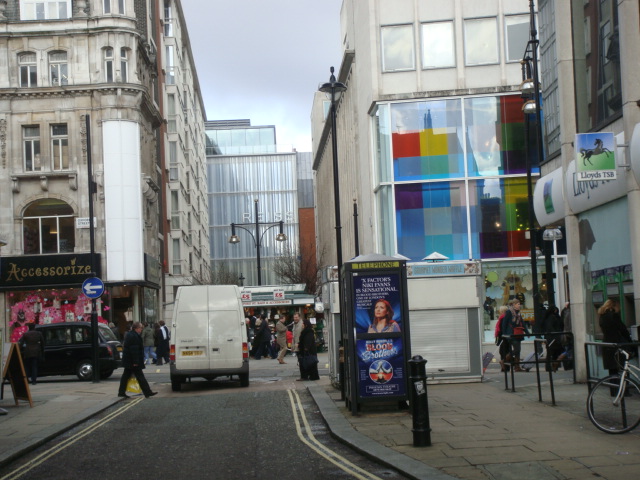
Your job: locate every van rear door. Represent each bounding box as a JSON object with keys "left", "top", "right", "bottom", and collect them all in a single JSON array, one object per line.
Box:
[
  {"left": 174, "top": 286, "right": 210, "bottom": 370},
  {"left": 208, "top": 286, "right": 245, "bottom": 370}
]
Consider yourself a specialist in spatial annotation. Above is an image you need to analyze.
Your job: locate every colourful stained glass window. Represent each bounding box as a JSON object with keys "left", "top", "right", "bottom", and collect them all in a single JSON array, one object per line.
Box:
[
  {"left": 465, "top": 96, "right": 526, "bottom": 176},
  {"left": 470, "top": 177, "right": 535, "bottom": 258},
  {"left": 382, "top": 94, "right": 540, "bottom": 261},
  {"left": 395, "top": 181, "right": 470, "bottom": 260},
  {"left": 391, "top": 100, "right": 464, "bottom": 180}
]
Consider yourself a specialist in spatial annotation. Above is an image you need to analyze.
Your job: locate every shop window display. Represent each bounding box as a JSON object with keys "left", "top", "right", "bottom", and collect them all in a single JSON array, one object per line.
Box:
[
  {"left": 482, "top": 261, "right": 542, "bottom": 342},
  {"left": 8, "top": 288, "right": 108, "bottom": 342}
]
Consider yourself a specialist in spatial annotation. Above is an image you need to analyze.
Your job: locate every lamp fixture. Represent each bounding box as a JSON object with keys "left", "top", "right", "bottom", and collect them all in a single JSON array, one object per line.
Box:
[
  {"left": 542, "top": 226, "right": 563, "bottom": 242},
  {"left": 522, "top": 100, "right": 537, "bottom": 114}
]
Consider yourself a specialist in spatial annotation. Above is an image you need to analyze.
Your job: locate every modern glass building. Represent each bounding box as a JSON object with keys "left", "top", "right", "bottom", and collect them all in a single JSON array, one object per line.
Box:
[{"left": 206, "top": 121, "right": 298, "bottom": 286}]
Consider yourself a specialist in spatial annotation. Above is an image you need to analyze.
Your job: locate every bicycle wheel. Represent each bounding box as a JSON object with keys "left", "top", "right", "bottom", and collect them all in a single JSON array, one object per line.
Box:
[{"left": 587, "top": 375, "right": 640, "bottom": 434}]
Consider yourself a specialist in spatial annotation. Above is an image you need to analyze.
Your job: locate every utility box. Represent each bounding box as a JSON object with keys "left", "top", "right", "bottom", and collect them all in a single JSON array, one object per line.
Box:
[{"left": 342, "top": 253, "right": 410, "bottom": 414}]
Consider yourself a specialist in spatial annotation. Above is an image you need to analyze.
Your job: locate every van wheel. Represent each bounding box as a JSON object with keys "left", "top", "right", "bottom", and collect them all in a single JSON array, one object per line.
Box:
[
  {"left": 239, "top": 373, "right": 249, "bottom": 387},
  {"left": 171, "top": 376, "right": 182, "bottom": 392},
  {"left": 76, "top": 360, "right": 93, "bottom": 381}
]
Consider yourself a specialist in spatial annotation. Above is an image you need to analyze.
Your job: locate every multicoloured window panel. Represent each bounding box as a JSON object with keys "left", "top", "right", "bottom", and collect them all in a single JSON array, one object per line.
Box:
[
  {"left": 465, "top": 95, "right": 531, "bottom": 176},
  {"left": 395, "top": 181, "right": 470, "bottom": 261},
  {"left": 382, "top": 94, "right": 540, "bottom": 261},
  {"left": 391, "top": 95, "right": 533, "bottom": 180},
  {"left": 391, "top": 99, "right": 464, "bottom": 180},
  {"left": 469, "top": 177, "right": 534, "bottom": 259}
]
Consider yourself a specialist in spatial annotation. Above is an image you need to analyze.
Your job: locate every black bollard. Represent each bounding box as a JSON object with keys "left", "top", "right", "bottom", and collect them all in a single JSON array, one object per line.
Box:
[{"left": 408, "top": 355, "right": 431, "bottom": 447}]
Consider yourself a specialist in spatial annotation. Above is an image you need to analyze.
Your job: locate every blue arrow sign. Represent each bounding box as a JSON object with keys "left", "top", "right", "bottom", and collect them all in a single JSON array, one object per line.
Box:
[{"left": 82, "top": 277, "right": 105, "bottom": 299}]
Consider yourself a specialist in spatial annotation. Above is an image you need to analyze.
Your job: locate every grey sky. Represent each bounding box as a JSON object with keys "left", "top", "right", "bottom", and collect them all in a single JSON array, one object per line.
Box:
[{"left": 181, "top": 1, "right": 343, "bottom": 153}]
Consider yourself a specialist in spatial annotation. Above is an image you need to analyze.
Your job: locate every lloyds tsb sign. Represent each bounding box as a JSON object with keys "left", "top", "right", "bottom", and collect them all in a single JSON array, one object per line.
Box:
[{"left": 0, "top": 254, "right": 101, "bottom": 289}]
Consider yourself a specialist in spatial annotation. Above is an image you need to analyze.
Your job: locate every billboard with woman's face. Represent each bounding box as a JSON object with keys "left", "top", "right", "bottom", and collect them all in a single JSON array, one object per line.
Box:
[{"left": 353, "top": 273, "right": 402, "bottom": 334}]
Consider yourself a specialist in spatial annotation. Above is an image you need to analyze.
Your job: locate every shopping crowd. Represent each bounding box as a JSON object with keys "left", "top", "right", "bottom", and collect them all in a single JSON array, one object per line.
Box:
[{"left": 246, "top": 312, "right": 320, "bottom": 381}]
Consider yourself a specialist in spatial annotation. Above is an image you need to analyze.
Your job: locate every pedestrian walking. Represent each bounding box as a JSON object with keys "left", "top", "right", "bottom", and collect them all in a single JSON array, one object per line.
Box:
[
  {"left": 598, "top": 299, "right": 632, "bottom": 379},
  {"left": 141, "top": 322, "right": 157, "bottom": 364},
  {"left": 275, "top": 315, "right": 288, "bottom": 364},
  {"left": 253, "top": 315, "right": 271, "bottom": 360},
  {"left": 20, "top": 323, "right": 45, "bottom": 385},
  {"left": 297, "top": 319, "right": 319, "bottom": 381},
  {"left": 155, "top": 320, "right": 171, "bottom": 365},
  {"left": 502, "top": 298, "right": 529, "bottom": 372},
  {"left": 291, "top": 313, "right": 303, "bottom": 358},
  {"left": 117, "top": 322, "right": 157, "bottom": 399}
]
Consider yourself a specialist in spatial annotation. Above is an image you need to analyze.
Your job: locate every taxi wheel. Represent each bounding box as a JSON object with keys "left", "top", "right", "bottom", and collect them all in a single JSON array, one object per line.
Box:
[{"left": 76, "top": 360, "right": 93, "bottom": 381}]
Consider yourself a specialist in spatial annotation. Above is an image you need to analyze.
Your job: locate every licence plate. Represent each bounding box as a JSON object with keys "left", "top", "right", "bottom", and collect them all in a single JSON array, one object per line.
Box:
[{"left": 181, "top": 350, "right": 204, "bottom": 357}]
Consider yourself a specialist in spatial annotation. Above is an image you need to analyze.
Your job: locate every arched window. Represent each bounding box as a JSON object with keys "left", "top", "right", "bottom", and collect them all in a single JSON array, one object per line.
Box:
[
  {"left": 19, "top": 52, "right": 38, "bottom": 87},
  {"left": 23, "top": 199, "right": 75, "bottom": 254},
  {"left": 49, "top": 51, "right": 68, "bottom": 86}
]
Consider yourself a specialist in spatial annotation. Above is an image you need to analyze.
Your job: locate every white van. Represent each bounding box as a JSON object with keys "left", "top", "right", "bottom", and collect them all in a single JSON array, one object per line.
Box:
[{"left": 169, "top": 285, "right": 249, "bottom": 391}]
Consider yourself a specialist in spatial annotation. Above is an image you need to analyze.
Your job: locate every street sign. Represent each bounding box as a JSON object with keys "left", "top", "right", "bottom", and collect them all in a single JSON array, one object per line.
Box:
[{"left": 82, "top": 277, "right": 105, "bottom": 299}]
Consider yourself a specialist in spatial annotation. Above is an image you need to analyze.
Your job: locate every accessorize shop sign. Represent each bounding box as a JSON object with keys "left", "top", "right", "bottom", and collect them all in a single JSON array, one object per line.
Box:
[{"left": 0, "top": 254, "right": 100, "bottom": 289}]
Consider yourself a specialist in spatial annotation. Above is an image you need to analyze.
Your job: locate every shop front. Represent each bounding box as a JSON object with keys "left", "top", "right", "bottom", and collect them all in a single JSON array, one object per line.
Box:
[{"left": 0, "top": 253, "right": 161, "bottom": 342}]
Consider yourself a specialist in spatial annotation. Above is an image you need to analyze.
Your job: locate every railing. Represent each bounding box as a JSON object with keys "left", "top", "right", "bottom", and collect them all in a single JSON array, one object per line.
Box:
[
  {"left": 502, "top": 331, "right": 575, "bottom": 406},
  {"left": 584, "top": 341, "right": 640, "bottom": 393}
]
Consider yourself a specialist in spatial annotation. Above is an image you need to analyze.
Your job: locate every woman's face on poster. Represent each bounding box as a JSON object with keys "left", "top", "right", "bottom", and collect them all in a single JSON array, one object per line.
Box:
[{"left": 374, "top": 301, "right": 388, "bottom": 320}]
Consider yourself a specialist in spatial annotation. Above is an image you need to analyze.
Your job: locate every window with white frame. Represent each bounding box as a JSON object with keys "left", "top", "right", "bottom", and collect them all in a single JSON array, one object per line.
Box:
[
  {"left": 49, "top": 51, "right": 68, "bottom": 86},
  {"left": 23, "top": 126, "right": 41, "bottom": 171},
  {"left": 51, "top": 124, "right": 69, "bottom": 170},
  {"left": 167, "top": 94, "right": 176, "bottom": 132},
  {"left": 104, "top": 47, "right": 114, "bottom": 82},
  {"left": 166, "top": 45, "right": 176, "bottom": 84},
  {"left": 164, "top": 0, "right": 174, "bottom": 36},
  {"left": 169, "top": 141, "right": 178, "bottom": 180},
  {"left": 381, "top": 24, "right": 415, "bottom": 72},
  {"left": 103, "top": 0, "right": 125, "bottom": 14},
  {"left": 120, "top": 48, "right": 128, "bottom": 82},
  {"left": 505, "top": 15, "right": 530, "bottom": 62},
  {"left": 422, "top": 21, "right": 455, "bottom": 69},
  {"left": 22, "top": 199, "right": 75, "bottom": 255},
  {"left": 172, "top": 238, "right": 181, "bottom": 274},
  {"left": 20, "top": 0, "right": 71, "bottom": 20},
  {"left": 170, "top": 190, "right": 180, "bottom": 228},
  {"left": 464, "top": 17, "right": 499, "bottom": 65},
  {"left": 19, "top": 53, "right": 38, "bottom": 87}
]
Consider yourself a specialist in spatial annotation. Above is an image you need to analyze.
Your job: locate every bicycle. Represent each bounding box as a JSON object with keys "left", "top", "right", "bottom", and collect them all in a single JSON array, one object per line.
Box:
[{"left": 586, "top": 348, "right": 640, "bottom": 434}]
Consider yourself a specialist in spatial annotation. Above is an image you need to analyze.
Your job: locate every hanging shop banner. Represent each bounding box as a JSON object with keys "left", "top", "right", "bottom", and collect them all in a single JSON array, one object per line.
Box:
[
  {"left": 356, "top": 337, "right": 406, "bottom": 398},
  {"left": 575, "top": 132, "right": 616, "bottom": 182}
]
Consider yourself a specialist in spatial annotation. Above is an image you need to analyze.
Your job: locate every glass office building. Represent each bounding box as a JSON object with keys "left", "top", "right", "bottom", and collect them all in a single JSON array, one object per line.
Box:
[{"left": 206, "top": 121, "right": 298, "bottom": 286}]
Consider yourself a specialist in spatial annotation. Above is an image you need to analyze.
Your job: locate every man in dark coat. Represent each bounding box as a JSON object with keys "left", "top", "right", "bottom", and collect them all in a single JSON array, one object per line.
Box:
[
  {"left": 20, "top": 323, "right": 44, "bottom": 385},
  {"left": 118, "top": 322, "right": 157, "bottom": 398}
]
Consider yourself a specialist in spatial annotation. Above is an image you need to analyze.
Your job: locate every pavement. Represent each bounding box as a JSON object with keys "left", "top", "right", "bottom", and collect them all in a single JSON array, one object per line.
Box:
[{"left": 1, "top": 356, "right": 640, "bottom": 480}]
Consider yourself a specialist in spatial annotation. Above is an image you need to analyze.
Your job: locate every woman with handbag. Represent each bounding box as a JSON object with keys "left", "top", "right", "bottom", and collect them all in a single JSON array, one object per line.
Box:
[
  {"left": 502, "top": 298, "right": 529, "bottom": 372},
  {"left": 296, "top": 319, "right": 319, "bottom": 381}
]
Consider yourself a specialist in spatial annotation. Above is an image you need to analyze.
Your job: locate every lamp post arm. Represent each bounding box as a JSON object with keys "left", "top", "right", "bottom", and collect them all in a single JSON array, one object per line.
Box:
[{"left": 231, "top": 223, "right": 258, "bottom": 247}]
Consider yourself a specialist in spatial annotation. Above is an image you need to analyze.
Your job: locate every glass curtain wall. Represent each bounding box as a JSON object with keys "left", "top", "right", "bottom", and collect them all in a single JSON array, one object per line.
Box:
[{"left": 208, "top": 154, "right": 298, "bottom": 286}]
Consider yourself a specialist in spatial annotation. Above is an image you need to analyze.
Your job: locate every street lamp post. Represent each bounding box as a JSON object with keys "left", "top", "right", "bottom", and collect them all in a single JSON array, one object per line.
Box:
[
  {"left": 542, "top": 227, "right": 563, "bottom": 308},
  {"left": 228, "top": 199, "right": 287, "bottom": 286},
  {"left": 319, "top": 66, "right": 347, "bottom": 394},
  {"left": 521, "top": 0, "right": 544, "bottom": 324}
]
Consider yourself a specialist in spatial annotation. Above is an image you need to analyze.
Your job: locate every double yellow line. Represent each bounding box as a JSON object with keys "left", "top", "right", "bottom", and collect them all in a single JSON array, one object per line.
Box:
[
  {"left": 287, "top": 389, "right": 384, "bottom": 480},
  {"left": 1, "top": 397, "right": 144, "bottom": 480}
]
